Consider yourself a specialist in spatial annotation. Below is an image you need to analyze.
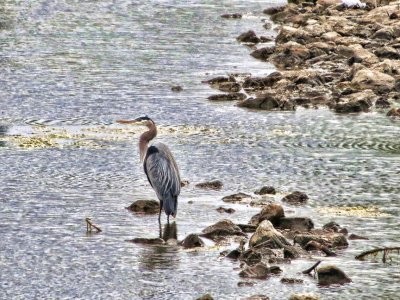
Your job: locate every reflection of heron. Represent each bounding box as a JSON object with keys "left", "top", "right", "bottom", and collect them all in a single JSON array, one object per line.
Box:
[
  {"left": 160, "top": 221, "right": 177, "bottom": 241},
  {"left": 117, "top": 116, "right": 181, "bottom": 223}
]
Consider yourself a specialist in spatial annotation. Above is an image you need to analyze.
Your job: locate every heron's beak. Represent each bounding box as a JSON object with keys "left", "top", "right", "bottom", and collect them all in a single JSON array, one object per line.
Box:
[{"left": 116, "top": 119, "right": 145, "bottom": 125}]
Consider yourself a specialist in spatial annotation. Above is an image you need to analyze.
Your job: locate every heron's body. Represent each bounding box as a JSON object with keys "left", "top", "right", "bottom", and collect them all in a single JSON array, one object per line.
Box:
[{"left": 117, "top": 116, "right": 181, "bottom": 222}]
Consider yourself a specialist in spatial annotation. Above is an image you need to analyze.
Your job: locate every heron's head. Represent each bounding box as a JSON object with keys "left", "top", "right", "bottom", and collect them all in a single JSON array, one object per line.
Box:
[{"left": 116, "top": 116, "right": 154, "bottom": 128}]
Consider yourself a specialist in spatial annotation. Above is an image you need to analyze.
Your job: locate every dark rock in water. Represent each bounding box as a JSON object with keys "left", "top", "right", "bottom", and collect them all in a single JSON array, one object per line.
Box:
[
  {"left": 294, "top": 232, "right": 348, "bottom": 249},
  {"left": 243, "top": 295, "right": 270, "bottom": 300},
  {"left": 263, "top": 6, "right": 285, "bottom": 15},
  {"left": 195, "top": 180, "right": 223, "bottom": 190},
  {"left": 127, "top": 200, "right": 159, "bottom": 214},
  {"left": 375, "top": 97, "right": 391, "bottom": 108},
  {"left": 238, "top": 224, "right": 258, "bottom": 233},
  {"left": 276, "top": 217, "right": 314, "bottom": 232},
  {"left": 237, "top": 30, "right": 261, "bottom": 44},
  {"left": 222, "top": 192, "right": 252, "bottom": 203},
  {"left": 126, "top": 238, "right": 164, "bottom": 245},
  {"left": 208, "top": 93, "right": 247, "bottom": 101},
  {"left": 289, "top": 293, "right": 320, "bottom": 300},
  {"left": 201, "top": 219, "right": 245, "bottom": 239},
  {"left": 349, "top": 233, "right": 369, "bottom": 240},
  {"left": 242, "top": 73, "right": 282, "bottom": 91},
  {"left": 171, "top": 85, "right": 183, "bottom": 92},
  {"left": 216, "top": 207, "right": 235, "bottom": 214},
  {"left": 334, "top": 90, "right": 377, "bottom": 114},
  {"left": 241, "top": 249, "right": 263, "bottom": 266},
  {"left": 282, "top": 191, "right": 308, "bottom": 205},
  {"left": 226, "top": 248, "right": 242, "bottom": 259},
  {"left": 180, "top": 180, "right": 189, "bottom": 187},
  {"left": 196, "top": 294, "right": 214, "bottom": 300},
  {"left": 237, "top": 281, "right": 257, "bottom": 287},
  {"left": 317, "top": 265, "right": 351, "bottom": 285},
  {"left": 203, "top": 76, "right": 235, "bottom": 85},
  {"left": 239, "top": 262, "right": 272, "bottom": 279},
  {"left": 389, "top": 12, "right": 399, "bottom": 19},
  {"left": 250, "top": 46, "right": 276, "bottom": 61},
  {"left": 281, "top": 277, "right": 304, "bottom": 284},
  {"left": 322, "top": 221, "right": 341, "bottom": 232},
  {"left": 269, "top": 265, "right": 283, "bottom": 274},
  {"left": 216, "top": 82, "right": 241, "bottom": 93},
  {"left": 255, "top": 186, "right": 276, "bottom": 195},
  {"left": 263, "top": 22, "right": 272, "bottom": 30},
  {"left": 238, "top": 93, "right": 295, "bottom": 111},
  {"left": 249, "top": 220, "right": 291, "bottom": 249},
  {"left": 250, "top": 203, "right": 285, "bottom": 226},
  {"left": 179, "top": 234, "right": 205, "bottom": 248},
  {"left": 387, "top": 107, "right": 400, "bottom": 117},
  {"left": 221, "top": 13, "right": 242, "bottom": 19}
]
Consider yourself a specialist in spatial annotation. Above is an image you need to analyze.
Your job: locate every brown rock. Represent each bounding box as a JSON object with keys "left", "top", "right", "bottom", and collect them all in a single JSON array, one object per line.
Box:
[
  {"left": 294, "top": 232, "right": 349, "bottom": 249},
  {"left": 387, "top": 107, "right": 400, "bottom": 117},
  {"left": 195, "top": 180, "right": 223, "bottom": 190},
  {"left": 263, "top": 6, "right": 285, "bottom": 15},
  {"left": 237, "top": 30, "right": 261, "bottom": 44},
  {"left": 180, "top": 234, "right": 205, "bottom": 248},
  {"left": 127, "top": 200, "right": 159, "bottom": 214},
  {"left": 201, "top": 219, "right": 245, "bottom": 239},
  {"left": 243, "top": 295, "right": 270, "bottom": 300},
  {"left": 254, "top": 186, "right": 276, "bottom": 195},
  {"left": 281, "top": 277, "right": 304, "bottom": 284},
  {"left": 351, "top": 69, "right": 395, "bottom": 93},
  {"left": 208, "top": 93, "right": 247, "bottom": 101},
  {"left": 221, "top": 13, "right": 242, "bottom": 19},
  {"left": 242, "top": 73, "right": 283, "bottom": 91},
  {"left": 317, "top": 265, "right": 351, "bottom": 285},
  {"left": 196, "top": 294, "right": 214, "bottom": 300},
  {"left": 250, "top": 203, "right": 285, "bottom": 226},
  {"left": 289, "top": 293, "right": 321, "bottom": 300},
  {"left": 276, "top": 217, "right": 314, "bottom": 232},
  {"left": 222, "top": 192, "right": 253, "bottom": 203},
  {"left": 275, "top": 26, "right": 313, "bottom": 45},
  {"left": 282, "top": 191, "right": 308, "bottom": 205},
  {"left": 239, "top": 262, "right": 272, "bottom": 279},
  {"left": 335, "top": 90, "right": 377, "bottom": 113},
  {"left": 249, "top": 220, "right": 291, "bottom": 249},
  {"left": 126, "top": 238, "right": 164, "bottom": 245},
  {"left": 238, "top": 93, "right": 295, "bottom": 111},
  {"left": 216, "top": 207, "right": 235, "bottom": 214},
  {"left": 349, "top": 233, "right": 369, "bottom": 240},
  {"left": 250, "top": 46, "right": 276, "bottom": 61}
]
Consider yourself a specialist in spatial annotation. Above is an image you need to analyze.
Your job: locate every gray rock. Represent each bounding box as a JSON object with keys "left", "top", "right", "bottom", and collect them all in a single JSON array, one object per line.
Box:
[
  {"left": 222, "top": 192, "right": 253, "bottom": 203},
  {"left": 127, "top": 200, "right": 159, "bottom": 214},
  {"left": 195, "top": 180, "right": 223, "bottom": 190},
  {"left": 250, "top": 203, "right": 285, "bottom": 226},
  {"left": 179, "top": 234, "right": 205, "bottom": 248},
  {"left": 254, "top": 186, "right": 276, "bottom": 195},
  {"left": 208, "top": 93, "right": 247, "bottom": 101},
  {"left": 276, "top": 217, "right": 314, "bottom": 232},
  {"left": 201, "top": 219, "right": 245, "bottom": 239},
  {"left": 249, "top": 220, "right": 291, "bottom": 249},
  {"left": 294, "top": 232, "right": 348, "bottom": 249},
  {"left": 281, "top": 191, "right": 308, "bottom": 205},
  {"left": 196, "top": 294, "right": 214, "bottom": 300},
  {"left": 239, "top": 262, "right": 272, "bottom": 279},
  {"left": 317, "top": 265, "right": 351, "bottom": 285},
  {"left": 237, "top": 30, "right": 261, "bottom": 44}
]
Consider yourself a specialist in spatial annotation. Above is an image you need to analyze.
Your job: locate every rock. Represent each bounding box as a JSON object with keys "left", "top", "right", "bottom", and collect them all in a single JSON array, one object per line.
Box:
[
  {"left": 241, "top": 249, "right": 262, "bottom": 266},
  {"left": 322, "top": 221, "right": 341, "bottom": 232},
  {"left": 281, "top": 277, "right": 304, "bottom": 284},
  {"left": 195, "top": 180, "right": 223, "bottom": 190},
  {"left": 196, "top": 294, "right": 214, "bottom": 300},
  {"left": 374, "top": 47, "right": 400, "bottom": 60},
  {"left": 226, "top": 248, "right": 242, "bottom": 259},
  {"left": 276, "top": 217, "right": 314, "bottom": 232},
  {"left": 171, "top": 85, "right": 183, "bottom": 92},
  {"left": 289, "top": 293, "right": 321, "bottom": 300},
  {"left": 349, "top": 233, "right": 369, "bottom": 240},
  {"left": 294, "top": 232, "right": 349, "bottom": 249},
  {"left": 216, "top": 207, "right": 235, "bottom": 214},
  {"left": 237, "top": 30, "right": 261, "bottom": 44},
  {"left": 317, "top": 265, "right": 351, "bottom": 285},
  {"left": 375, "top": 97, "right": 391, "bottom": 108},
  {"left": 387, "top": 107, "right": 400, "bottom": 117},
  {"left": 249, "top": 197, "right": 274, "bottom": 207},
  {"left": 221, "top": 13, "right": 242, "bottom": 19},
  {"left": 208, "top": 93, "right": 247, "bottom": 101},
  {"left": 351, "top": 69, "right": 395, "bottom": 93},
  {"left": 335, "top": 90, "right": 377, "bottom": 113},
  {"left": 270, "top": 42, "right": 311, "bottom": 68},
  {"left": 127, "top": 200, "right": 159, "bottom": 214},
  {"left": 201, "top": 219, "right": 245, "bottom": 239},
  {"left": 238, "top": 93, "right": 295, "bottom": 111},
  {"left": 126, "top": 238, "right": 164, "bottom": 245},
  {"left": 242, "top": 73, "right": 283, "bottom": 91},
  {"left": 180, "top": 180, "right": 189, "bottom": 187},
  {"left": 249, "top": 203, "right": 285, "bottom": 226},
  {"left": 337, "top": 44, "right": 379, "bottom": 66},
  {"left": 239, "top": 262, "right": 272, "bottom": 279},
  {"left": 372, "top": 28, "right": 394, "bottom": 40},
  {"left": 263, "top": 6, "right": 285, "bottom": 15},
  {"left": 254, "top": 186, "right": 276, "bottom": 195},
  {"left": 250, "top": 46, "right": 276, "bottom": 61},
  {"left": 203, "top": 76, "right": 235, "bottom": 85},
  {"left": 275, "top": 26, "right": 313, "bottom": 45},
  {"left": 237, "top": 281, "right": 256, "bottom": 287},
  {"left": 179, "top": 234, "right": 205, "bottom": 248},
  {"left": 243, "top": 295, "right": 269, "bottom": 300},
  {"left": 249, "top": 220, "right": 291, "bottom": 249},
  {"left": 217, "top": 82, "right": 241, "bottom": 93},
  {"left": 237, "top": 224, "right": 258, "bottom": 233},
  {"left": 222, "top": 192, "right": 253, "bottom": 203},
  {"left": 281, "top": 191, "right": 309, "bottom": 205}
]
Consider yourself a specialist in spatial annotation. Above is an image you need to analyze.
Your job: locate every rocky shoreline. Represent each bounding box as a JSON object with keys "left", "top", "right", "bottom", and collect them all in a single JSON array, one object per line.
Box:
[{"left": 206, "top": 0, "right": 400, "bottom": 117}]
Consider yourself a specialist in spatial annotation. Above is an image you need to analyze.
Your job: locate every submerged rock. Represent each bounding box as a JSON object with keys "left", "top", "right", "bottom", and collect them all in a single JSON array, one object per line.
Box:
[
  {"left": 201, "top": 219, "right": 245, "bottom": 239},
  {"left": 221, "top": 13, "right": 242, "bottom": 19},
  {"left": 196, "top": 294, "right": 214, "bottom": 300},
  {"left": 281, "top": 277, "right": 304, "bottom": 284},
  {"left": 171, "top": 85, "right": 183, "bottom": 92},
  {"left": 222, "top": 192, "right": 253, "bottom": 203},
  {"left": 243, "top": 295, "right": 270, "bottom": 300},
  {"left": 250, "top": 203, "right": 285, "bottom": 226},
  {"left": 127, "top": 200, "right": 159, "bottom": 214},
  {"left": 126, "top": 238, "right": 164, "bottom": 245},
  {"left": 237, "top": 30, "right": 262, "bottom": 44},
  {"left": 208, "top": 93, "right": 247, "bottom": 101},
  {"left": 239, "top": 262, "right": 273, "bottom": 279},
  {"left": 237, "top": 93, "right": 295, "bottom": 111},
  {"left": 195, "top": 180, "right": 223, "bottom": 190},
  {"left": 254, "top": 186, "right": 276, "bottom": 195},
  {"left": 179, "top": 234, "right": 205, "bottom": 248},
  {"left": 294, "top": 232, "right": 348, "bottom": 249},
  {"left": 216, "top": 207, "right": 236, "bottom": 214},
  {"left": 387, "top": 107, "right": 400, "bottom": 117},
  {"left": 317, "top": 265, "right": 351, "bottom": 285},
  {"left": 281, "top": 191, "right": 309, "bottom": 205},
  {"left": 289, "top": 293, "right": 321, "bottom": 300}
]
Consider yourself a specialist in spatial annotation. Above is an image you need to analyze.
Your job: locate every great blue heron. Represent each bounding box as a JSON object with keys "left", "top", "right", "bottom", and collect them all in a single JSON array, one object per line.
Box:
[{"left": 117, "top": 116, "right": 181, "bottom": 223}]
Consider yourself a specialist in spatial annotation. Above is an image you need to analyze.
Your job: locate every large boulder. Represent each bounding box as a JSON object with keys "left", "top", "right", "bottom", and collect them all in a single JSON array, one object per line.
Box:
[
  {"left": 275, "top": 217, "right": 314, "bottom": 232},
  {"left": 351, "top": 69, "right": 395, "bottom": 93},
  {"left": 334, "top": 90, "right": 378, "bottom": 113},
  {"left": 250, "top": 46, "right": 276, "bottom": 61},
  {"left": 249, "top": 220, "right": 291, "bottom": 249},
  {"left": 249, "top": 203, "right": 285, "bottom": 226},
  {"left": 294, "top": 232, "right": 349, "bottom": 249},
  {"left": 317, "top": 265, "right": 351, "bottom": 285},
  {"left": 201, "top": 219, "right": 245, "bottom": 239},
  {"left": 179, "top": 234, "right": 205, "bottom": 248}
]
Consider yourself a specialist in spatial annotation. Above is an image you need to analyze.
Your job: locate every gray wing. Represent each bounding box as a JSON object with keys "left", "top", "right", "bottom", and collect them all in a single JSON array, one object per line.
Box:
[{"left": 143, "top": 142, "right": 181, "bottom": 200}]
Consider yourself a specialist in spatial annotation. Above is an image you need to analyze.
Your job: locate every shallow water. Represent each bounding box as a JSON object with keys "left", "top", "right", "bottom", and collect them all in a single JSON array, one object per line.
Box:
[{"left": 1, "top": 1, "right": 400, "bottom": 299}]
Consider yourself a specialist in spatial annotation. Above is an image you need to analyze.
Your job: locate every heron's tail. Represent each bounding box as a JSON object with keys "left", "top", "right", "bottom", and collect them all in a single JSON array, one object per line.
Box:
[{"left": 163, "top": 196, "right": 178, "bottom": 217}]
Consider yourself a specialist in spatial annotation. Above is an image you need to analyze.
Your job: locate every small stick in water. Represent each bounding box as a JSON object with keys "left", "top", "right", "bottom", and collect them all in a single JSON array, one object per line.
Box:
[
  {"left": 86, "top": 217, "right": 102, "bottom": 233},
  {"left": 302, "top": 260, "right": 322, "bottom": 275}
]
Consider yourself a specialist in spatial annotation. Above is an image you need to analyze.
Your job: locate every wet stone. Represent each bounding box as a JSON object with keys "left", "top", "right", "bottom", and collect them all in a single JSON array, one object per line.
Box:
[
  {"left": 243, "top": 295, "right": 270, "bottom": 300},
  {"left": 349, "top": 233, "right": 369, "bottom": 240},
  {"left": 179, "top": 234, "right": 205, "bottom": 248},
  {"left": 387, "top": 107, "right": 400, "bottom": 117},
  {"left": 249, "top": 220, "right": 291, "bottom": 249},
  {"left": 126, "top": 238, "right": 164, "bottom": 245},
  {"left": 222, "top": 192, "right": 253, "bottom": 203},
  {"left": 240, "top": 249, "right": 263, "bottom": 266},
  {"left": 196, "top": 294, "right": 214, "bottom": 300},
  {"left": 226, "top": 248, "right": 242, "bottom": 259},
  {"left": 254, "top": 186, "right": 276, "bottom": 195},
  {"left": 317, "top": 265, "right": 351, "bottom": 285},
  {"left": 216, "top": 207, "right": 236, "bottom": 214},
  {"left": 237, "top": 224, "right": 258, "bottom": 233},
  {"left": 239, "top": 262, "right": 272, "bottom": 279},
  {"left": 250, "top": 46, "right": 276, "bottom": 61},
  {"left": 237, "top": 30, "right": 261, "bottom": 44},
  {"left": 250, "top": 203, "right": 285, "bottom": 226},
  {"left": 289, "top": 293, "right": 321, "bottom": 300},
  {"left": 294, "top": 232, "right": 348, "bottom": 249},
  {"left": 171, "top": 85, "right": 183, "bottom": 92},
  {"left": 282, "top": 191, "right": 309, "bottom": 205},
  {"left": 221, "top": 13, "right": 242, "bottom": 19},
  {"left": 195, "top": 180, "right": 223, "bottom": 190},
  {"left": 237, "top": 281, "right": 256, "bottom": 287},
  {"left": 208, "top": 93, "right": 247, "bottom": 101},
  {"left": 201, "top": 219, "right": 245, "bottom": 240},
  {"left": 126, "top": 200, "right": 159, "bottom": 214},
  {"left": 281, "top": 277, "right": 304, "bottom": 284},
  {"left": 276, "top": 217, "right": 314, "bottom": 232}
]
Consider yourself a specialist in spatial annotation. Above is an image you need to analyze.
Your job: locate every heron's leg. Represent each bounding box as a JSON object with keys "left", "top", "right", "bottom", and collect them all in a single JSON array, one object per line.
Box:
[
  {"left": 158, "top": 200, "right": 163, "bottom": 222},
  {"left": 167, "top": 214, "right": 170, "bottom": 224}
]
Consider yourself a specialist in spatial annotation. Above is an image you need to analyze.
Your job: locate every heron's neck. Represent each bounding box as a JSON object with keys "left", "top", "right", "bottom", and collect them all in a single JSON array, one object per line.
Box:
[{"left": 139, "top": 122, "right": 157, "bottom": 162}]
